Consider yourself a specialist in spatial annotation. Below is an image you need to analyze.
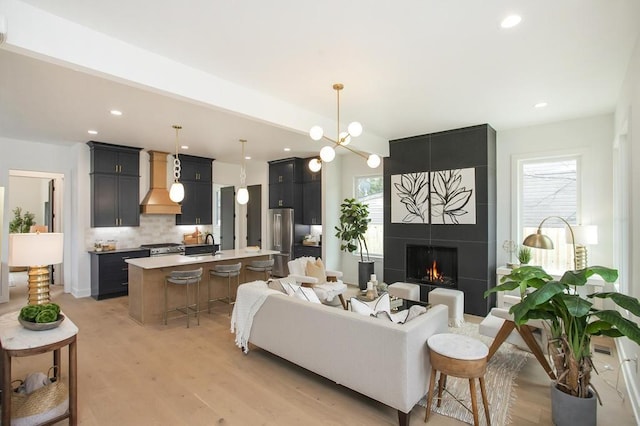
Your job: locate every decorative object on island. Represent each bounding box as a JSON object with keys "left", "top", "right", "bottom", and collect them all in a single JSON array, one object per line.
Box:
[
  {"left": 517, "top": 245, "right": 531, "bottom": 265},
  {"left": 485, "top": 265, "right": 640, "bottom": 426},
  {"left": 502, "top": 240, "right": 518, "bottom": 268},
  {"left": 8, "top": 232, "right": 63, "bottom": 305},
  {"left": 335, "top": 197, "right": 373, "bottom": 291},
  {"left": 308, "top": 83, "right": 380, "bottom": 170},
  {"left": 169, "top": 124, "right": 185, "bottom": 203},
  {"left": 236, "top": 139, "right": 249, "bottom": 205}
]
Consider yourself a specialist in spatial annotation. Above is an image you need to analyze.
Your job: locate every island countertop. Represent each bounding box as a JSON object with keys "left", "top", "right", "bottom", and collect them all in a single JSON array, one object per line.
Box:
[{"left": 125, "top": 249, "right": 281, "bottom": 269}]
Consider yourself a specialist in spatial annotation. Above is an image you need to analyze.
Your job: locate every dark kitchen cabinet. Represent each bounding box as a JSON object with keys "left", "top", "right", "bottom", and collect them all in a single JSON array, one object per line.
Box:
[
  {"left": 88, "top": 141, "right": 142, "bottom": 227},
  {"left": 268, "top": 157, "right": 305, "bottom": 221},
  {"left": 302, "top": 180, "right": 321, "bottom": 225},
  {"left": 175, "top": 155, "right": 214, "bottom": 225},
  {"left": 268, "top": 182, "right": 302, "bottom": 210},
  {"left": 269, "top": 158, "right": 303, "bottom": 184},
  {"left": 90, "top": 249, "right": 149, "bottom": 300},
  {"left": 294, "top": 244, "right": 321, "bottom": 259}
]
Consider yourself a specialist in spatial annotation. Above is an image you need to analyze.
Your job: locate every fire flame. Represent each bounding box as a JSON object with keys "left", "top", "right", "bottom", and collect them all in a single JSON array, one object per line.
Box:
[{"left": 426, "top": 260, "right": 442, "bottom": 281}]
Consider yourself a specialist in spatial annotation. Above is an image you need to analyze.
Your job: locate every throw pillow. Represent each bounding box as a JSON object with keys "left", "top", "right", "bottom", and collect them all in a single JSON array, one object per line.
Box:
[
  {"left": 305, "top": 258, "right": 326, "bottom": 284},
  {"left": 349, "top": 293, "right": 391, "bottom": 317},
  {"left": 375, "top": 304, "right": 427, "bottom": 324},
  {"left": 278, "top": 277, "right": 300, "bottom": 296},
  {"left": 294, "top": 286, "right": 321, "bottom": 304},
  {"left": 267, "top": 279, "right": 286, "bottom": 294}
]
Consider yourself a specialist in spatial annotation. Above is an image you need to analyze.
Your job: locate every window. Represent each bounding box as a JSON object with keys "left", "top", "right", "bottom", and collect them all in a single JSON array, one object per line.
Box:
[
  {"left": 519, "top": 157, "right": 579, "bottom": 272},
  {"left": 355, "top": 175, "right": 383, "bottom": 256}
]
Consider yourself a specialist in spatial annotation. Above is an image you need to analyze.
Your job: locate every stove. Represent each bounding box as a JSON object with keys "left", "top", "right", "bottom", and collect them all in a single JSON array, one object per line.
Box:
[{"left": 140, "top": 243, "right": 185, "bottom": 257}]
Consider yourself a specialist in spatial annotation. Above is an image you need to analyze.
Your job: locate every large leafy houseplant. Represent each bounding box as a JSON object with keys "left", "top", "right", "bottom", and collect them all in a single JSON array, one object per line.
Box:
[
  {"left": 486, "top": 265, "right": 640, "bottom": 399},
  {"left": 335, "top": 198, "right": 371, "bottom": 262}
]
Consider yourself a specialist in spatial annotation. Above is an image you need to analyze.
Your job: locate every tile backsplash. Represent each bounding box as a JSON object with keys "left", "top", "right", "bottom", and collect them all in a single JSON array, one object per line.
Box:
[{"left": 85, "top": 214, "right": 213, "bottom": 250}]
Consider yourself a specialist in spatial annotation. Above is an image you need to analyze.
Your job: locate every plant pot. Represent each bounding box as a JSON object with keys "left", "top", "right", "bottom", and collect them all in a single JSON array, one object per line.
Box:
[
  {"left": 358, "top": 261, "right": 375, "bottom": 291},
  {"left": 550, "top": 384, "right": 596, "bottom": 426}
]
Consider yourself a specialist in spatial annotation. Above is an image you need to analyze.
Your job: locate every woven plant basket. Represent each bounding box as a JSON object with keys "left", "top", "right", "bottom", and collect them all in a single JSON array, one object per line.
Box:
[{"left": 11, "top": 380, "right": 69, "bottom": 426}]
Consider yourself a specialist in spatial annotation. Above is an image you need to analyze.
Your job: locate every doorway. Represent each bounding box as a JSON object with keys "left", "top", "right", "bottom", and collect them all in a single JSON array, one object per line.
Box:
[
  {"left": 7, "top": 171, "right": 64, "bottom": 302},
  {"left": 246, "top": 184, "right": 262, "bottom": 247},
  {"left": 220, "top": 186, "right": 235, "bottom": 250}
]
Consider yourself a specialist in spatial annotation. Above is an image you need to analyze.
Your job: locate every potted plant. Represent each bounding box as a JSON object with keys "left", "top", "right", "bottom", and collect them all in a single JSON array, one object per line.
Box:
[
  {"left": 485, "top": 265, "right": 640, "bottom": 426},
  {"left": 9, "top": 207, "right": 36, "bottom": 272},
  {"left": 517, "top": 245, "right": 532, "bottom": 265},
  {"left": 335, "top": 198, "right": 373, "bottom": 291}
]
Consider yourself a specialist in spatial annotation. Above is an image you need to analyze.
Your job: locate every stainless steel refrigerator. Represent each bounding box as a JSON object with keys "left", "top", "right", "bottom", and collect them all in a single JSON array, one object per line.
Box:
[{"left": 269, "top": 208, "right": 294, "bottom": 277}]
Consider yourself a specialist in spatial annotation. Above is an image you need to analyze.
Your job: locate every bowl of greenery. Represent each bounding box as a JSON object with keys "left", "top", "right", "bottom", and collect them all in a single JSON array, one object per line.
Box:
[{"left": 18, "top": 303, "right": 64, "bottom": 331}]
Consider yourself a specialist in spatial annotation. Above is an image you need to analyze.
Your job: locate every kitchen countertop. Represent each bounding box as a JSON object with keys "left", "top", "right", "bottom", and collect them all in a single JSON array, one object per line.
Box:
[
  {"left": 125, "top": 249, "right": 280, "bottom": 269},
  {"left": 88, "top": 247, "right": 150, "bottom": 255}
]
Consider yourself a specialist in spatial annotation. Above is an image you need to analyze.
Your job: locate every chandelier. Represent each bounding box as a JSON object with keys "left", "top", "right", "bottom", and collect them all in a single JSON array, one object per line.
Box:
[
  {"left": 309, "top": 83, "right": 381, "bottom": 170},
  {"left": 169, "top": 125, "right": 185, "bottom": 203},
  {"left": 236, "top": 139, "right": 249, "bottom": 205}
]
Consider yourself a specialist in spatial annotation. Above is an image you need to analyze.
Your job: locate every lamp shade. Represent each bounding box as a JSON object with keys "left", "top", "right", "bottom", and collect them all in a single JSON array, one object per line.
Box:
[
  {"left": 9, "top": 233, "right": 63, "bottom": 266},
  {"left": 169, "top": 182, "right": 185, "bottom": 203},
  {"left": 570, "top": 225, "right": 598, "bottom": 245},
  {"left": 236, "top": 187, "right": 249, "bottom": 205},
  {"left": 523, "top": 230, "right": 554, "bottom": 250}
]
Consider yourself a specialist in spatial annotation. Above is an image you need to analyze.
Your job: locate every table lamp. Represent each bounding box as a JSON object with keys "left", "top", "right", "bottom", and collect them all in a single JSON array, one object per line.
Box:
[
  {"left": 8, "top": 232, "right": 63, "bottom": 305},
  {"left": 570, "top": 225, "right": 598, "bottom": 270}
]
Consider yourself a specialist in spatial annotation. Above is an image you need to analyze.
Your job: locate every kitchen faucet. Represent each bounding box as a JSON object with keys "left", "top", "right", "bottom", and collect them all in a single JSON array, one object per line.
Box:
[{"left": 204, "top": 233, "right": 214, "bottom": 245}]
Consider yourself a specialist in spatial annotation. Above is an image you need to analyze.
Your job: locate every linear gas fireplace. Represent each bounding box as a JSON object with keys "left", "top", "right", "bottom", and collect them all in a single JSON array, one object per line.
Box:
[{"left": 406, "top": 244, "right": 458, "bottom": 288}]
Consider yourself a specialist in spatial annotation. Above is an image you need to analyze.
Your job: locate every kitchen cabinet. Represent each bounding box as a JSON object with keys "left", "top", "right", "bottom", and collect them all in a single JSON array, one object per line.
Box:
[
  {"left": 302, "top": 181, "right": 321, "bottom": 225},
  {"left": 89, "top": 249, "right": 149, "bottom": 300},
  {"left": 269, "top": 158, "right": 303, "bottom": 184},
  {"left": 268, "top": 158, "right": 304, "bottom": 224},
  {"left": 268, "top": 182, "right": 302, "bottom": 210},
  {"left": 294, "top": 244, "right": 321, "bottom": 259},
  {"left": 175, "top": 155, "right": 214, "bottom": 225},
  {"left": 88, "top": 141, "right": 142, "bottom": 227}
]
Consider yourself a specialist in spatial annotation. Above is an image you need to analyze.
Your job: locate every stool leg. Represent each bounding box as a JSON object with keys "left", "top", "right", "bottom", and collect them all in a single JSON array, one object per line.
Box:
[
  {"left": 479, "top": 376, "right": 490, "bottom": 426},
  {"left": 208, "top": 275, "right": 212, "bottom": 314},
  {"left": 164, "top": 280, "right": 168, "bottom": 325},
  {"left": 186, "top": 279, "right": 190, "bottom": 328},
  {"left": 437, "top": 373, "right": 446, "bottom": 407},
  {"left": 424, "top": 367, "right": 437, "bottom": 422},
  {"left": 469, "top": 378, "right": 479, "bottom": 426},
  {"left": 196, "top": 280, "right": 200, "bottom": 326}
]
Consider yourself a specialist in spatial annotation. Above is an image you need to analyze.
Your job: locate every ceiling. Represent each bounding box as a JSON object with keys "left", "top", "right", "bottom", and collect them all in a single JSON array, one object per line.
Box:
[{"left": 0, "top": 0, "right": 639, "bottom": 164}]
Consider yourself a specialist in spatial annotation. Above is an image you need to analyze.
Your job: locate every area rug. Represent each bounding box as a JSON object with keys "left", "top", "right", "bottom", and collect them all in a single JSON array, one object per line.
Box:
[{"left": 417, "top": 321, "right": 530, "bottom": 425}]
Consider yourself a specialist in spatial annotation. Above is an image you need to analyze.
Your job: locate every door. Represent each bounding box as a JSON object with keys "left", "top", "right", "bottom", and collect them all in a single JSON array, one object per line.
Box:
[
  {"left": 246, "top": 185, "right": 261, "bottom": 247},
  {"left": 220, "top": 186, "right": 235, "bottom": 250}
]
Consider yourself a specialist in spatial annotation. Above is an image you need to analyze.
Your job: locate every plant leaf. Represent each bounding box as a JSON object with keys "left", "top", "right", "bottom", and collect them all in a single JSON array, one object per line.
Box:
[
  {"left": 589, "top": 292, "right": 640, "bottom": 317},
  {"left": 591, "top": 310, "right": 640, "bottom": 345}
]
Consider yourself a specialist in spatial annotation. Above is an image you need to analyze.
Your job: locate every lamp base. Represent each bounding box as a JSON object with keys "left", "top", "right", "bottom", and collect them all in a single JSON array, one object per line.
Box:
[
  {"left": 575, "top": 244, "right": 587, "bottom": 270},
  {"left": 27, "top": 265, "right": 51, "bottom": 305}
]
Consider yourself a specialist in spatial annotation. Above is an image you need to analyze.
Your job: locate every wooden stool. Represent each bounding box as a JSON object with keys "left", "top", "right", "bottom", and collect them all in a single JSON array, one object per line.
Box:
[{"left": 424, "top": 333, "right": 490, "bottom": 426}]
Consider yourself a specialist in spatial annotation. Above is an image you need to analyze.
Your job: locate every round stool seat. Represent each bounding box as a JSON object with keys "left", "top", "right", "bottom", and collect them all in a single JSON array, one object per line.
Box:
[{"left": 428, "top": 333, "right": 488, "bottom": 360}]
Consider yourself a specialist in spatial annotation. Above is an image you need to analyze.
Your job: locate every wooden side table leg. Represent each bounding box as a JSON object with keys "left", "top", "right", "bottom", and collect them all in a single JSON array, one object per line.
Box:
[
  {"left": 424, "top": 367, "right": 437, "bottom": 422},
  {"left": 69, "top": 337, "right": 77, "bottom": 425},
  {"left": 479, "top": 376, "right": 491, "bottom": 426},
  {"left": 469, "top": 378, "right": 479, "bottom": 426},
  {"left": 54, "top": 348, "right": 61, "bottom": 379},
  {"left": 2, "top": 350, "right": 11, "bottom": 426}
]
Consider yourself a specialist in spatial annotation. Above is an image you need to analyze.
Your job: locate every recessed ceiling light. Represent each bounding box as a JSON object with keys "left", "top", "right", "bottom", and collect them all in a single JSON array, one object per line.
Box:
[
  {"left": 284, "top": 148, "right": 291, "bottom": 152},
  {"left": 501, "top": 14, "right": 522, "bottom": 29},
  {"left": 110, "top": 110, "right": 123, "bottom": 116},
  {"left": 88, "top": 130, "right": 98, "bottom": 135},
  {"left": 181, "top": 145, "right": 189, "bottom": 150},
  {"left": 245, "top": 156, "right": 251, "bottom": 160},
  {"left": 534, "top": 102, "right": 548, "bottom": 108}
]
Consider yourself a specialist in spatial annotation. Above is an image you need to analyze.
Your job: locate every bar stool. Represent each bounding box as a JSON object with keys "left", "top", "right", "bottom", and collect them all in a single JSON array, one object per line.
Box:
[
  {"left": 245, "top": 258, "right": 274, "bottom": 281},
  {"left": 164, "top": 267, "right": 203, "bottom": 328},
  {"left": 424, "top": 333, "right": 490, "bottom": 426},
  {"left": 208, "top": 262, "right": 242, "bottom": 314}
]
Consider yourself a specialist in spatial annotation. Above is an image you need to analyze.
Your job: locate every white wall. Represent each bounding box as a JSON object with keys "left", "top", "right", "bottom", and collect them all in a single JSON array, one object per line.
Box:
[
  {"left": 8, "top": 176, "right": 48, "bottom": 226},
  {"left": 496, "top": 114, "right": 614, "bottom": 269},
  {"left": 614, "top": 33, "right": 640, "bottom": 422}
]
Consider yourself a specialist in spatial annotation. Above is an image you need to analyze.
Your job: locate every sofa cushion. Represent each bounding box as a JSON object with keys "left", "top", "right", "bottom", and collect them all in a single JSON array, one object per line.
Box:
[
  {"left": 376, "top": 305, "right": 427, "bottom": 324},
  {"left": 288, "top": 256, "right": 315, "bottom": 277},
  {"left": 279, "top": 277, "right": 300, "bottom": 296},
  {"left": 305, "top": 258, "right": 326, "bottom": 284},
  {"left": 350, "top": 293, "right": 391, "bottom": 316},
  {"left": 294, "top": 286, "right": 321, "bottom": 304}
]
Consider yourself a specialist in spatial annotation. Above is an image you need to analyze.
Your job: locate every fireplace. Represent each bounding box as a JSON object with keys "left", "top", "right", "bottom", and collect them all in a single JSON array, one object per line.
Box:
[{"left": 405, "top": 244, "right": 458, "bottom": 288}]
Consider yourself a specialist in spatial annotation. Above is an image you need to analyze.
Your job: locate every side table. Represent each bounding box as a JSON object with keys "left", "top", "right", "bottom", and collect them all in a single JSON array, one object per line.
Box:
[{"left": 0, "top": 311, "right": 78, "bottom": 425}]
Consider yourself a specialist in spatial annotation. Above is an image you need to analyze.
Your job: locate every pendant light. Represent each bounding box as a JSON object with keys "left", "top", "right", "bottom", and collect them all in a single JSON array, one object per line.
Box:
[
  {"left": 236, "top": 139, "right": 249, "bottom": 205},
  {"left": 309, "top": 83, "right": 381, "bottom": 171},
  {"left": 169, "top": 125, "right": 185, "bottom": 203}
]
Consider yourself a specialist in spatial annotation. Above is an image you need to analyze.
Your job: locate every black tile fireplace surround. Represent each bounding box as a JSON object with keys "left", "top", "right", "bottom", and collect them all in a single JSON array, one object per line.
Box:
[{"left": 383, "top": 124, "right": 497, "bottom": 316}]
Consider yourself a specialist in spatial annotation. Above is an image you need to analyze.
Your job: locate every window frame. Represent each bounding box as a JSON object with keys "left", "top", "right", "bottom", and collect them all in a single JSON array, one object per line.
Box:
[{"left": 353, "top": 173, "right": 384, "bottom": 258}]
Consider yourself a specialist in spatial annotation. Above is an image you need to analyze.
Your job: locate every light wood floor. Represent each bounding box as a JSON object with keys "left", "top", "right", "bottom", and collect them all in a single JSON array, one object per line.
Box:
[{"left": 2, "top": 279, "right": 636, "bottom": 425}]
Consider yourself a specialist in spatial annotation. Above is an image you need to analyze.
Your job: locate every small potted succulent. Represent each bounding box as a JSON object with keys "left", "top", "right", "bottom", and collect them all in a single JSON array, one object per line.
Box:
[{"left": 517, "top": 245, "right": 532, "bottom": 265}]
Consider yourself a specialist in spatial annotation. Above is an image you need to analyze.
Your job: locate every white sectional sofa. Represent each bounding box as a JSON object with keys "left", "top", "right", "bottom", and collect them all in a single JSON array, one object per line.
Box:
[{"left": 248, "top": 292, "right": 449, "bottom": 426}]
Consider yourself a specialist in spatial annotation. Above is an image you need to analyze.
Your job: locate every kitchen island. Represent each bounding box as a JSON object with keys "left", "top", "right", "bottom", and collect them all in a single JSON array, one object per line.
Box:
[{"left": 125, "top": 249, "right": 279, "bottom": 325}]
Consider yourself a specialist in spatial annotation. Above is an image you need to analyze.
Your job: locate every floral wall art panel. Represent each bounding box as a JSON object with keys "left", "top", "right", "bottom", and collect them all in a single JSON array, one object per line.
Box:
[
  {"left": 430, "top": 168, "right": 476, "bottom": 224},
  {"left": 391, "top": 172, "right": 430, "bottom": 223}
]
